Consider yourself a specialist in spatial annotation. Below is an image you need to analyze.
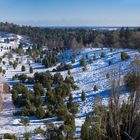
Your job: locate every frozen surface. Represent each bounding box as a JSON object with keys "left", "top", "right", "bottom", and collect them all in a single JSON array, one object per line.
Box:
[{"left": 0, "top": 47, "right": 139, "bottom": 138}]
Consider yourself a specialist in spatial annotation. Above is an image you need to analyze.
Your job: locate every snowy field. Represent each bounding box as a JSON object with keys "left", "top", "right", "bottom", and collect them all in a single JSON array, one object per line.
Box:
[{"left": 0, "top": 47, "right": 139, "bottom": 138}]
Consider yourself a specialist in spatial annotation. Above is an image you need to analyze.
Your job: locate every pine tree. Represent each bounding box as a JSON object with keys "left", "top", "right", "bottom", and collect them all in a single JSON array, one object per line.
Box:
[
  {"left": 36, "top": 105, "right": 45, "bottom": 119},
  {"left": 63, "top": 115, "right": 76, "bottom": 139},
  {"left": 93, "top": 85, "right": 98, "bottom": 92},
  {"left": 2, "top": 69, "right": 6, "bottom": 75},
  {"left": 86, "top": 54, "right": 88, "bottom": 59},
  {"left": 93, "top": 53, "right": 96, "bottom": 60},
  {"left": 106, "top": 73, "right": 110, "bottom": 79},
  {"left": 0, "top": 67, "right": 2, "bottom": 73},
  {"left": 68, "top": 69, "right": 71, "bottom": 75},
  {"left": 100, "top": 52, "right": 106, "bottom": 58},
  {"left": 12, "top": 90, "right": 19, "bottom": 105},
  {"left": 13, "top": 61, "right": 18, "bottom": 69},
  {"left": 0, "top": 57, "right": 2, "bottom": 63},
  {"left": 109, "top": 60, "right": 112, "bottom": 66},
  {"left": 33, "top": 83, "right": 44, "bottom": 96},
  {"left": 81, "top": 90, "right": 86, "bottom": 101},
  {"left": 71, "top": 55, "right": 75, "bottom": 63},
  {"left": 20, "top": 118, "right": 30, "bottom": 133},
  {"left": 80, "top": 57, "right": 86, "bottom": 67},
  {"left": 30, "top": 66, "right": 33, "bottom": 73},
  {"left": 121, "top": 52, "right": 130, "bottom": 61},
  {"left": 21, "top": 65, "right": 26, "bottom": 71},
  {"left": 81, "top": 121, "right": 90, "bottom": 140}
]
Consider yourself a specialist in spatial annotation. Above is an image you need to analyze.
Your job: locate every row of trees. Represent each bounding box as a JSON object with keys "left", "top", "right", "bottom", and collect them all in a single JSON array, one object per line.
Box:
[{"left": 1, "top": 22, "right": 140, "bottom": 50}]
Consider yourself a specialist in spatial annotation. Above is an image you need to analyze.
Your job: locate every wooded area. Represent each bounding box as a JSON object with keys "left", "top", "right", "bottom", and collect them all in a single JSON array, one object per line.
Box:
[{"left": 0, "top": 22, "right": 140, "bottom": 49}]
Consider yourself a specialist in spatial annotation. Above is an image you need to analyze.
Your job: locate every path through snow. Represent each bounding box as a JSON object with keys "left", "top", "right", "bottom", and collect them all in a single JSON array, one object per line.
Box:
[{"left": 0, "top": 94, "right": 15, "bottom": 133}]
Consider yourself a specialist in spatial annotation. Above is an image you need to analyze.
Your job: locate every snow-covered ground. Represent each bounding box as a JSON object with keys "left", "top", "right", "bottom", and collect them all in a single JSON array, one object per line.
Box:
[{"left": 0, "top": 47, "right": 139, "bottom": 138}]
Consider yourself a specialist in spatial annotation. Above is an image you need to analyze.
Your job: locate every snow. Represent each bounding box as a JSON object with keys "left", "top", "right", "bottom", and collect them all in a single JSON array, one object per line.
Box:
[{"left": 0, "top": 47, "right": 139, "bottom": 138}]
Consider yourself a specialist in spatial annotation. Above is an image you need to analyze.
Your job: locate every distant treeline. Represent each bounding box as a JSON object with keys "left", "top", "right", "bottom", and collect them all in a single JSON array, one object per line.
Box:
[{"left": 0, "top": 22, "right": 140, "bottom": 49}]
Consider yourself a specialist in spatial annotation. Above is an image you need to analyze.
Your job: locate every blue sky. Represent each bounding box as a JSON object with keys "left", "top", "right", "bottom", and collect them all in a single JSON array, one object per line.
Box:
[{"left": 0, "top": 0, "right": 140, "bottom": 26}]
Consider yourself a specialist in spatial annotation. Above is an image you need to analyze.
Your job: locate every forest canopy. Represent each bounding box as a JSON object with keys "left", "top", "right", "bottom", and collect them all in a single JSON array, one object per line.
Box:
[{"left": 0, "top": 22, "right": 140, "bottom": 49}]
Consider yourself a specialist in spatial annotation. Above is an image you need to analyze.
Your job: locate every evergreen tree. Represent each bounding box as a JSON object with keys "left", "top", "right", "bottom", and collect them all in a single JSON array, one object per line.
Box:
[
  {"left": 21, "top": 65, "right": 26, "bottom": 71},
  {"left": 3, "top": 61, "right": 5, "bottom": 65},
  {"left": 36, "top": 105, "right": 45, "bottom": 119},
  {"left": 2, "top": 69, "right": 6, "bottom": 75},
  {"left": 81, "top": 120, "right": 90, "bottom": 140},
  {"left": 81, "top": 90, "right": 86, "bottom": 101},
  {"left": 57, "top": 105, "right": 68, "bottom": 121},
  {"left": 13, "top": 61, "right": 18, "bottom": 69},
  {"left": 0, "top": 67, "right": 2, "bottom": 73},
  {"left": 86, "top": 54, "right": 88, "bottom": 59},
  {"left": 12, "top": 90, "right": 19, "bottom": 105},
  {"left": 100, "top": 52, "right": 106, "bottom": 58},
  {"left": 121, "top": 52, "right": 130, "bottom": 61},
  {"left": 71, "top": 55, "right": 75, "bottom": 63},
  {"left": 33, "top": 83, "right": 44, "bottom": 96},
  {"left": 80, "top": 57, "right": 86, "bottom": 67},
  {"left": 0, "top": 57, "right": 2, "bottom": 63},
  {"left": 93, "top": 53, "right": 96, "bottom": 60},
  {"left": 18, "top": 74, "right": 27, "bottom": 83},
  {"left": 20, "top": 118, "right": 30, "bottom": 133},
  {"left": 34, "top": 95, "right": 42, "bottom": 107},
  {"left": 63, "top": 115, "right": 76, "bottom": 139},
  {"left": 106, "top": 73, "right": 110, "bottom": 79},
  {"left": 82, "top": 65, "right": 87, "bottom": 71},
  {"left": 108, "top": 60, "right": 112, "bottom": 66},
  {"left": 93, "top": 85, "right": 98, "bottom": 91},
  {"left": 68, "top": 70, "right": 71, "bottom": 75},
  {"left": 30, "top": 66, "right": 33, "bottom": 73}
]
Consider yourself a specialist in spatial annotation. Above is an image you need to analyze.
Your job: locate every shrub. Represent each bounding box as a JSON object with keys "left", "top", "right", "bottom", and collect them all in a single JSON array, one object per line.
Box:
[
  {"left": 121, "top": 52, "right": 130, "bottom": 61},
  {"left": 27, "top": 77, "right": 34, "bottom": 84},
  {"left": 89, "top": 59, "right": 93, "bottom": 64},
  {"left": 106, "top": 73, "right": 110, "bottom": 79},
  {"left": 0, "top": 57, "right": 2, "bottom": 63},
  {"left": 30, "top": 66, "right": 33, "bottom": 73},
  {"left": 34, "top": 127, "right": 44, "bottom": 135},
  {"left": 100, "top": 52, "right": 106, "bottom": 58},
  {"left": 109, "top": 60, "right": 112, "bottom": 66},
  {"left": 18, "top": 74, "right": 27, "bottom": 83},
  {"left": 71, "top": 84, "right": 79, "bottom": 90},
  {"left": 4, "top": 133, "right": 17, "bottom": 139},
  {"left": 71, "top": 55, "right": 75, "bottom": 63},
  {"left": 2, "top": 61, "right": 5, "bottom": 65},
  {"left": 2, "top": 69, "right": 6, "bottom": 74},
  {"left": 56, "top": 63, "right": 72, "bottom": 71},
  {"left": 82, "top": 66, "right": 87, "bottom": 71},
  {"left": 86, "top": 54, "right": 88, "bottom": 59},
  {"left": 13, "top": 61, "right": 18, "bottom": 69},
  {"left": 9, "top": 61, "right": 13, "bottom": 65},
  {"left": 81, "top": 90, "right": 86, "bottom": 101},
  {"left": 12, "top": 90, "right": 19, "bottom": 105},
  {"left": 24, "top": 132, "right": 31, "bottom": 140},
  {"left": 21, "top": 65, "right": 26, "bottom": 71},
  {"left": 93, "top": 53, "right": 96, "bottom": 60},
  {"left": 68, "top": 70, "right": 71, "bottom": 75},
  {"left": 0, "top": 67, "right": 2, "bottom": 73},
  {"left": 93, "top": 85, "right": 98, "bottom": 91},
  {"left": 80, "top": 57, "right": 86, "bottom": 67}
]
